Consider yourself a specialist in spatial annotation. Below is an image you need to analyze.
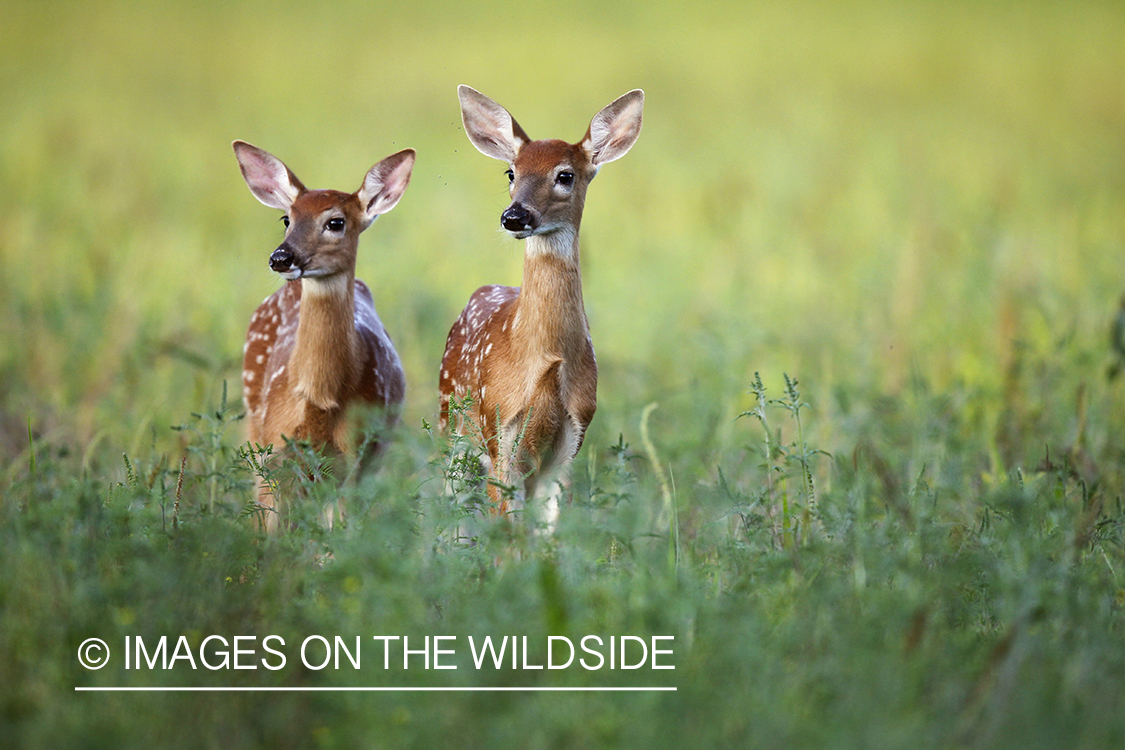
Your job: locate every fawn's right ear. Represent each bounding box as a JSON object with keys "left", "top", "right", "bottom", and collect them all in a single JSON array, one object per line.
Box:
[
  {"left": 233, "top": 141, "right": 306, "bottom": 211},
  {"left": 458, "top": 85, "right": 531, "bottom": 163}
]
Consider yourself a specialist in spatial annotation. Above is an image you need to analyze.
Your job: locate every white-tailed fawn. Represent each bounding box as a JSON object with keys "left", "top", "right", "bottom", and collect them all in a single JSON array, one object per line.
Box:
[
  {"left": 439, "top": 85, "right": 644, "bottom": 529},
  {"left": 234, "top": 140, "right": 414, "bottom": 531}
]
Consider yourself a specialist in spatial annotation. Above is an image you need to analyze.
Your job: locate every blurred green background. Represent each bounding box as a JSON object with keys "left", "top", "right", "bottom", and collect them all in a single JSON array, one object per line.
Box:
[
  {"left": 2, "top": 1, "right": 1125, "bottom": 747},
  {"left": 4, "top": 0, "right": 1122, "bottom": 462}
]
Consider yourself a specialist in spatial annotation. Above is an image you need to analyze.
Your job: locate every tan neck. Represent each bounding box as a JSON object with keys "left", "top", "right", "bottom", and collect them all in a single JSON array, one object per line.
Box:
[
  {"left": 513, "top": 231, "right": 588, "bottom": 361},
  {"left": 291, "top": 273, "right": 358, "bottom": 410}
]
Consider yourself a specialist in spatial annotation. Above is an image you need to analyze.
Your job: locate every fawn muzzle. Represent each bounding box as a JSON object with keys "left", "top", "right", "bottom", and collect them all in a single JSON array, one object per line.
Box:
[
  {"left": 269, "top": 246, "right": 297, "bottom": 275},
  {"left": 501, "top": 203, "right": 538, "bottom": 234}
]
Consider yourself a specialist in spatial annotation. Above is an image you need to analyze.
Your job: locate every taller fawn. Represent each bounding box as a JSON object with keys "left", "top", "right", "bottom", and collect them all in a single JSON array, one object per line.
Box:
[
  {"left": 439, "top": 85, "right": 644, "bottom": 528},
  {"left": 234, "top": 141, "right": 414, "bottom": 530}
]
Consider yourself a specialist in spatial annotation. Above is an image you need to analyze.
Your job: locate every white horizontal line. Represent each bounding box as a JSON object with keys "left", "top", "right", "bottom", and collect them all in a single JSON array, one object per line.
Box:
[{"left": 76, "top": 686, "right": 675, "bottom": 692}]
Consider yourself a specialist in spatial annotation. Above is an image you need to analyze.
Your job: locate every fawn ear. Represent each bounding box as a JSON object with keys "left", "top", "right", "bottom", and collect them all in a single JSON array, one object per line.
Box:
[
  {"left": 359, "top": 148, "right": 416, "bottom": 221},
  {"left": 582, "top": 89, "right": 644, "bottom": 166},
  {"left": 232, "top": 141, "right": 306, "bottom": 211},
  {"left": 458, "top": 85, "right": 531, "bottom": 163}
]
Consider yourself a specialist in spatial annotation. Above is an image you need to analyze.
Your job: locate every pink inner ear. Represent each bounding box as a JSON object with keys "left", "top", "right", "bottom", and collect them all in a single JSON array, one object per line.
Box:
[
  {"left": 239, "top": 151, "right": 299, "bottom": 210},
  {"left": 363, "top": 149, "right": 415, "bottom": 216},
  {"left": 461, "top": 90, "right": 524, "bottom": 162},
  {"left": 253, "top": 160, "right": 288, "bottom": 192},
  {"left": 584, "top": 92, "right": 643, "bottom": 165}
]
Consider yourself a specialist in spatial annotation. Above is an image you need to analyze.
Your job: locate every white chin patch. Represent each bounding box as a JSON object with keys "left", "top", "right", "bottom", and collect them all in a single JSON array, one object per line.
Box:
[
  {"left": 279, "top": 268, "right": 302, "bottom": 281},
  {"left": 511, "top": 224, "right": 558, "bottom": 240}
]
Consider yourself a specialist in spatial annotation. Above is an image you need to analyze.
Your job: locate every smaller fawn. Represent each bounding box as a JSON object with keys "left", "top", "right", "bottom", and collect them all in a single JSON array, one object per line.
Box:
[
  {"left": 439, "top": 85, "right": 644, "bottom": 529},
  {"left": 234, "top": 141, "right": 414, "bottom": 531}
]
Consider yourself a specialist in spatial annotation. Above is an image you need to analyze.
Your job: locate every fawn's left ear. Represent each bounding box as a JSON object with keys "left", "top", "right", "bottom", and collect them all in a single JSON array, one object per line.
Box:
[
  {"left": 359, "top": 148, "right": 416, "bottom": 221},
  {"left": 233, "top": 140, "right": 306, "bottom": 211},
  {"left": 582, "top": 90, "right": 644, "bottom": 166}
]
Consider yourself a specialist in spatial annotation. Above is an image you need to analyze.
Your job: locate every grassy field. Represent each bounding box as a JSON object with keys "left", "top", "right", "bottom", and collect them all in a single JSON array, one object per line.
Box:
[{"left": 3, "top": 0, "right": 1125, "bottom": 747}]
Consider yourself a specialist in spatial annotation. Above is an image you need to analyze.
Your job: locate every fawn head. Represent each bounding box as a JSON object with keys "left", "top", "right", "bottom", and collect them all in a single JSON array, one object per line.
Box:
[
  {"left": 457, "top": 86, "right": 643, "bottom": 240},
  {"left": 233, "top": 141, "right": 415, "bottom": 279}
]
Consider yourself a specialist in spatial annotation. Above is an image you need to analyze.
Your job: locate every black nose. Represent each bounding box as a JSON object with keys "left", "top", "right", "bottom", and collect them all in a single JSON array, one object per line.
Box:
[
  {"left": 501, "top": 204, "right": 536, "bottom": 233},
  {"left": 269, "top": 247, "right": 295, "bottom": 273}
]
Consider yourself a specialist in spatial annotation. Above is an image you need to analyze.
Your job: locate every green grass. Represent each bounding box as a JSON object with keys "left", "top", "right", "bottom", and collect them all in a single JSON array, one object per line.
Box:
[{"left": 3, "top": 0, "right": 1125, "bottom": 747}]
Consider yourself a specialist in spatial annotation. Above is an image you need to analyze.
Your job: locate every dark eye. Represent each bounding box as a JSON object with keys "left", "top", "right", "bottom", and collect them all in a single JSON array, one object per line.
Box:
[
  {"left": 281, "top": 216, "right": 290, "bottom": 228},
  {"left": 505, "top": 168, "right": 514, "bottom": 184},
  {"left": 555, "top": 171, "right": 574, "bottom": 187},
  {"left": 326, "top": 217, "right": 345, "bottom": 232}
]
